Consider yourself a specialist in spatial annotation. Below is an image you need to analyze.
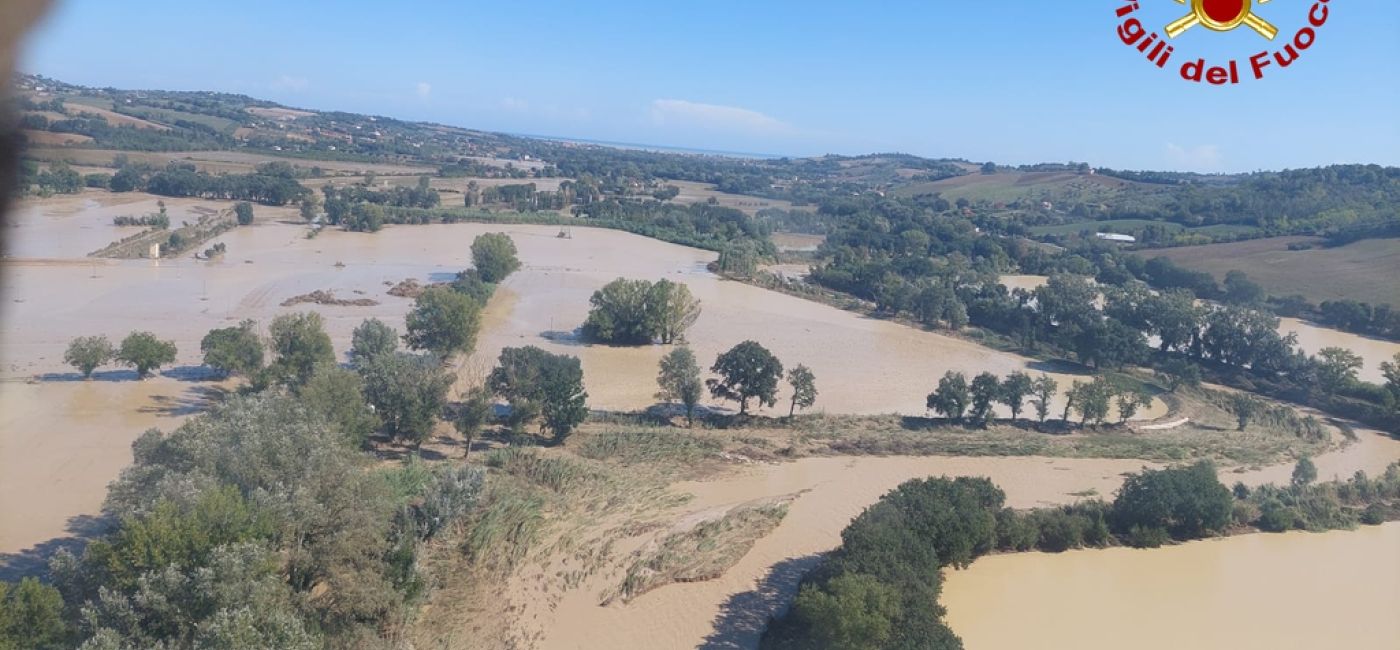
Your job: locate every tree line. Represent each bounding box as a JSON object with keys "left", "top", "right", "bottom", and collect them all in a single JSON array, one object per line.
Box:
[
  {"left": 797, "top": 193, "right": 1399, "bottom": 433},
  {"left": 760, "top": 460, "right": 1400, "bottom": 649}
]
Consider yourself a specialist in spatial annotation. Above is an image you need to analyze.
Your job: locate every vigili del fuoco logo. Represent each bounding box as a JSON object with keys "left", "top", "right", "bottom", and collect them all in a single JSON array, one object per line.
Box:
[{"left": 1116, "top": 0, "right": 1333, "bottom": 84}]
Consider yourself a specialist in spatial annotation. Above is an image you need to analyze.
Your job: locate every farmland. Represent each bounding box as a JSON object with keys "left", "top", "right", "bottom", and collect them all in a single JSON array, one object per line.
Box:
[{"left": 1145, "top": 236, "right": 1400, "bottom": 306}]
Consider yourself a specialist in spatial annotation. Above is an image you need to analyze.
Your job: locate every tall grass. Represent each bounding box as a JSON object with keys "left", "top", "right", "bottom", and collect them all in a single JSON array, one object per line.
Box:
[
  {"left": 577, "top": 428, "right": 722, "bottom": 466},
  {"left": 484, "top": 447, "right": 594, "bottom": 493},
  {"left": 464, "top": 489, "right": 546, "bottom": 573}
]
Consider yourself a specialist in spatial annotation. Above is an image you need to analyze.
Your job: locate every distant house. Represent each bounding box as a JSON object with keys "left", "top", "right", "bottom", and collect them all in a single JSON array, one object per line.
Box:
[{"left": 1095, "top": 232, "right": 1136, "bottom": 243}]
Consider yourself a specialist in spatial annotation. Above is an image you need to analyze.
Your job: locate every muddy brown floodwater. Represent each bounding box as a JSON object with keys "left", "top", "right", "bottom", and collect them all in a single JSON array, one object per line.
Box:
[
  {"left": 943, "top": 522, "right": 1400, "bottom": 650},
  {"left": 1281, "top": 316, "right": 1400, "bottom": 385},
  {"left": 2, "top": 197, "right": 1172, "bottom": 555}
]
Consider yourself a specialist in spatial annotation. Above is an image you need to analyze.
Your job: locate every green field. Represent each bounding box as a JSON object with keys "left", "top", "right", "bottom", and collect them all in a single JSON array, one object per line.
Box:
[
  {"left": 1029, "top": 220, "right": 1261, "bottom": 238},
  {"left": 1030, "top": 219, "right": 1181, "bottom": 237},
  {"left": 116, "top": 105, "right": 239, "bottom": 134},
  {"left": 1146, "top": 236, "right": 1400, "bottom": 306},
  {"left": 893, "top": 171, "right": 1136, "bottom": 205},
  {"left": 60, "top": 94, "right": 239, "bottom": 134}
]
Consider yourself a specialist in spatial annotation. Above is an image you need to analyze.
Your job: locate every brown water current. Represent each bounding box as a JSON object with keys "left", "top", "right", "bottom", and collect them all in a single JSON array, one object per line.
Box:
[{"left": 943, "top": 522, "right": 1400, "bottom": 650}]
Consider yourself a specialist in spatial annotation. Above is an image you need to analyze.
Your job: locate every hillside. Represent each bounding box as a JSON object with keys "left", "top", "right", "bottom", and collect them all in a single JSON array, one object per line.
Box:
[{"left": 11, "top": 73, "right": 1400, "bottom": 252}]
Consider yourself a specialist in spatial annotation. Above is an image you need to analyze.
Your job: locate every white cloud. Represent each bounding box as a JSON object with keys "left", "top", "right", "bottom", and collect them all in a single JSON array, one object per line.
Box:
[
  {"left": 500, "top": 97, "right": 529, "bottom": 112},
  {"left": 1166, "top": 143, "right": 1223, "bottom": 171},
  {"left": 416, "top": 82, "right": 432, "bottom": 100},
  {"left": 649, "top": 99, "right": 790, "bottom": 134},
  {"left": 270, "top": 75, "right": 308, "bottom": 92}
]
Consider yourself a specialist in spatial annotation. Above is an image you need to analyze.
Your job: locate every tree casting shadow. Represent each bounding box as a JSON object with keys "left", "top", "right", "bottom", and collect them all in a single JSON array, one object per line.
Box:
[
  {"left": 699, "top": 555, "right": 823, "bottom": 650},
  {"left": 0, "top": 513, "right": 113, "bottom": 582}
]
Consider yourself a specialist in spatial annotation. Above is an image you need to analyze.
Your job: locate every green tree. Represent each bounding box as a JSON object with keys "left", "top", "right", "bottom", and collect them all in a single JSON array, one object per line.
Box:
[
  {"left": 350, "top": 318, "right": 399, "bottom": 366},
  {"left": 1223, "top": 270, "right": 1265, "bottom": 305},
  {"left": 999, "top": 371, "right": 1034, "bottom": 421},
  {"left": 0, "top": 577, "right": 68, "bottom": 650},
  {"left": 234, "top": 201, "right": 255, "bottom": 226},
  {"left": 791, "top": 573, "right": 901, "bottom": 650},
  {"left": 299, "top": 195, "right": 320, "bottom": 222},
  {"left": 1110, "top": 462, "right": 1232, "bottom": 540},
  {"left": 1148, "top": 289, "right": 1203, "bottom": 353},
  {"left": 787, "top": 364, "right": 818, "bottom": 418},
  {"left": 707, "top": 341, "right": 783, "bottom": 415},
  {"left": 64, "top": 335, "right": 114, "bottom": 379},
  {"left": 487, "top": 346, "right": 588, "bottom": 443},
  {"left": 1315, "top": 347, "right": 1363, "bottom": 394},
  {"left": 656, "top": 347, "right": 704, "bottom": 426},
  {"left": 1069, "top": 377, "right": 1113, "bottom": 427},
  {"left": 1116, "top": 387, "right": 1152, "bottom": 424},
  {"left": 81, "top": 487, "right": 276, "bottom": 594},
  {"left": 1030, "top": 374, "right": 1059, "bottom": 425},
  {"left": 926, "top": 371, "right": 970, "bottom": 422},
  {"left": 647, "top": 279, "right": 702, "bottom": 344},
  {"left": 454, "top": 387, "right": 494, "bottom": 458},
  {"left": 361, "top": 353, "right": 453, "bottom": 447},
  {"left": 450, "top": 268, "right": 497, "bottom": 305},
  {"left": 1291, "top": 456, "right": 1318, "bottom": 487},
  {"left": 1383, "top": 353, "right": 1400, "bottom": 400},
  {"left": 116, "top": 331, "right": 178, "bottom": 378},
  {"left": 968, "top": 372, "right": 1001, "bottom": 427},
  {"left": 1231, "top": 393, "right": 1261, "bottom": 431},
  {"left": 470, "top": 232, "right": 521, "bottom": 283},
  {"left": 405, "top": 286, "right": 482, "bottom": 357},
  {"left": 300, "top": 364, "right": 378, "bottom": 448},
  {"left": 1156, "top": 357, "right": 1203, "bottom": 392},
  {"left": 344, "top": 202, "right": 384, "bottom": 232},
  {"left": 200, "top": 320, "right": 264, "bottom": 377},
  {"left": 268, "top": 312, "right": 335, "bottom": 387},
  {"left": 581, "top": 278, "right": 659, "bottom": 345},
  {"left": 716, "top": 242, "right": 761, "bottom": 277}
]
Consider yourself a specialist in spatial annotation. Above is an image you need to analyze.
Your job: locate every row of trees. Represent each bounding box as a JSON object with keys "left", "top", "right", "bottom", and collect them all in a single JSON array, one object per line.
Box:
[
  {"left": 926, "top": 370, "right": 1152, "bottom": 428},
  {"left": 800, "top": 191, "right": 1400, "bottom": 431},
  {"left": 320, "top": 176, "right": 441, "bottom": 231},
  {"left": 108, "top": 161, "right": 310, "bottom": 205},
  {"left": 582, "top": 278, "right": 701, "bottom": 345},
  {"left": 63, "top": 332, "right": 178, "bottom": 379},
  {"left": 654, "top": 341, "right": 818, "bottom": 423}
]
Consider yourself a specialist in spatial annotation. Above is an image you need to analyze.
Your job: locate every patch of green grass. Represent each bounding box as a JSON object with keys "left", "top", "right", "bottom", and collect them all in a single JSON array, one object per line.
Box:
[
  {"left": 377, "top": 456, "right": 438, "bottom": 502},
  {"left": 122, "top": 105, "right": 239, "bottom": 133},
  {"left": 577, "top": 429, "right": 722, "bottom": 466},
  {"left": 60, "top": 95, "right": 115, "bottom": 111}
]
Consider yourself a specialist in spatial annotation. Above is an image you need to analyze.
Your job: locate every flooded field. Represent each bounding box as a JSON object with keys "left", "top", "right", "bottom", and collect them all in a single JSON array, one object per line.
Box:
[
  {"left": 533, "top": 455, "right": 1157, "bottom": 650},
  {"left": 4, "top": 192, "right": 1399, "bottom": 649},
  {"left": 0, "top": 192, "right": 1165, "bottom": 555},
  {"left": 943, "top": 523, "right": 1400, "bottom": 650},
  {"left": 0, "top": 377, "right": 215, "bottom": 552},
  {"left": 1282, "top": 317, "right": 1400, "bottom": 384},
  {"left": 520, "top": 428, "right": 1400, "bottom": 650}
]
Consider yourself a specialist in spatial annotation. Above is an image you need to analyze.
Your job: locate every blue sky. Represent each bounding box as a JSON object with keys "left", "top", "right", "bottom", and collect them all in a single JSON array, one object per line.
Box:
[{"left": 20, "top": 0, "right": 1400, "bottom": 171}]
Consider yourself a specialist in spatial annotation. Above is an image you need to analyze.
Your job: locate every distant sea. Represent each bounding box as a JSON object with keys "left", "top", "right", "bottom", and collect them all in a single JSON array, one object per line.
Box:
[{"left": 511, "top": 134, "right": 785, "bottom": 160}]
